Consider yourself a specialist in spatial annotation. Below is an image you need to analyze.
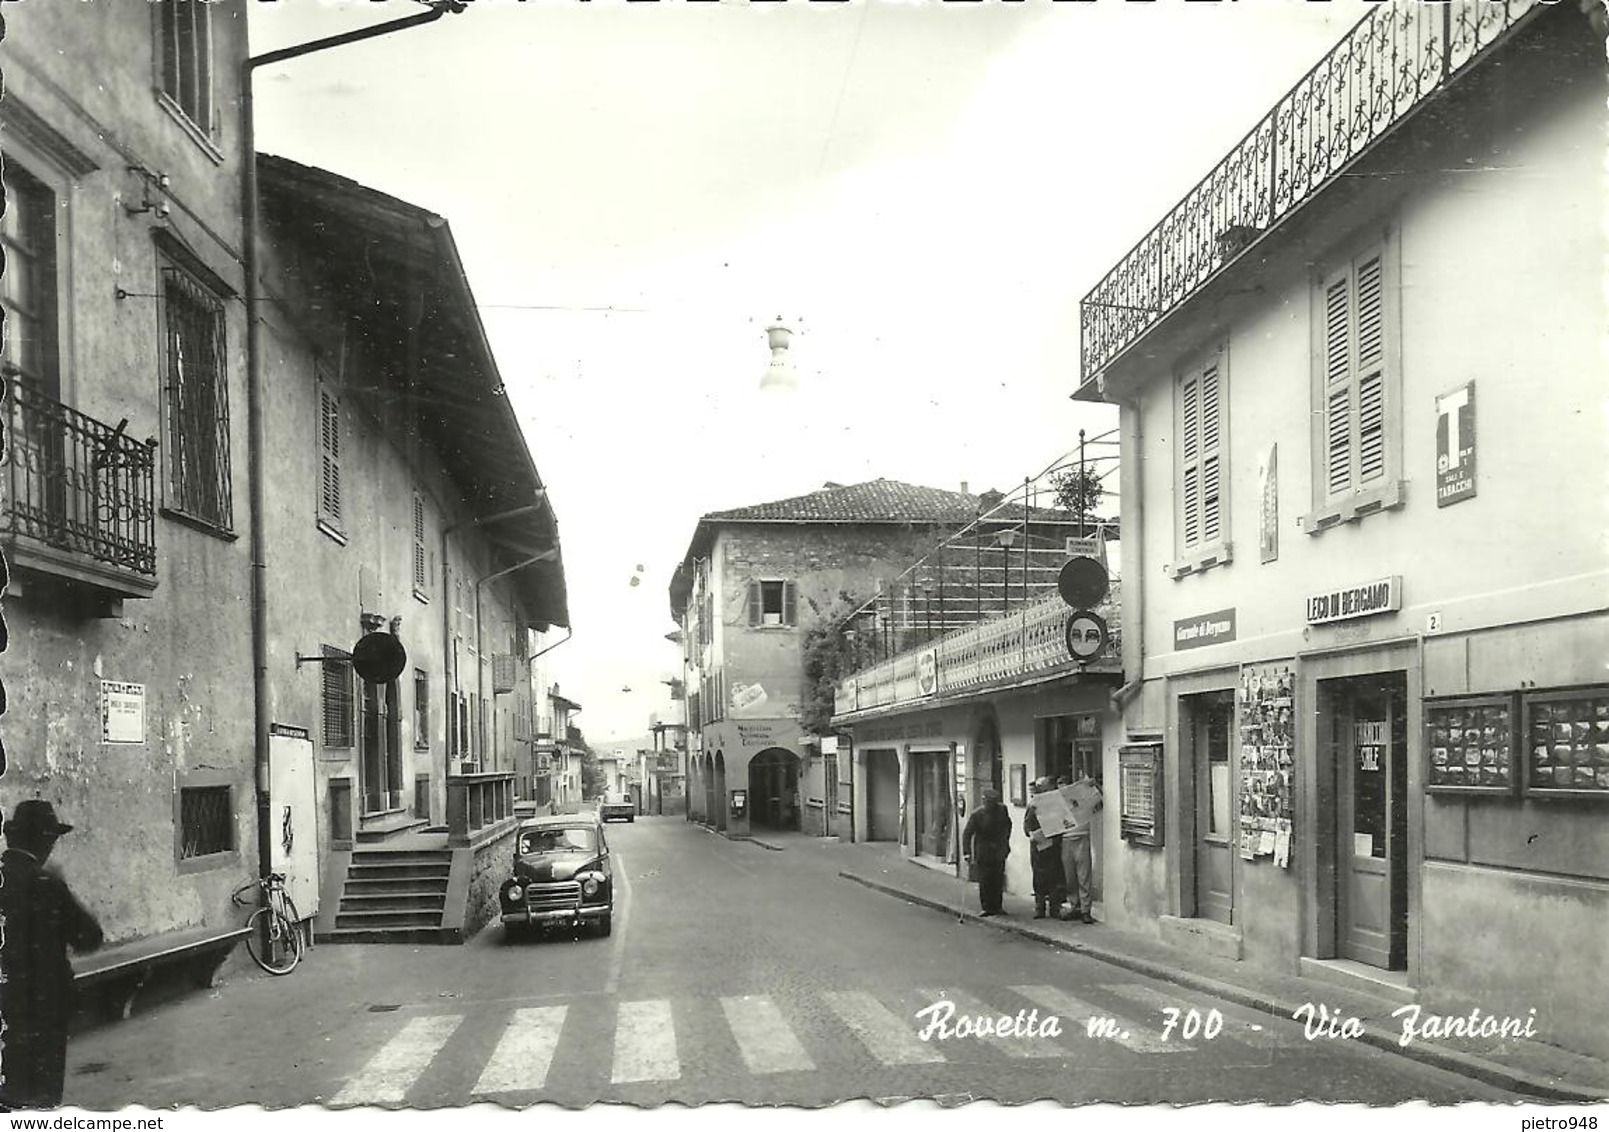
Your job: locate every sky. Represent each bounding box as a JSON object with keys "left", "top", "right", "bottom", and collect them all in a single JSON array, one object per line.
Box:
[{"left": 250, "top": 0, "right": 1361, "bottom": 742}]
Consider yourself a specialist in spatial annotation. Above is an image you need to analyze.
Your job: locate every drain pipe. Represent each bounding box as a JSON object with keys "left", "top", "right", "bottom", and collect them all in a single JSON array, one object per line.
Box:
[{"left": 244, "top": 3, "right": 464, "bottom": 886}]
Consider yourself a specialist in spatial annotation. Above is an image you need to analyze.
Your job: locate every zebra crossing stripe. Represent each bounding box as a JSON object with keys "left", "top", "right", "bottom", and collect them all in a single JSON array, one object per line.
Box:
[
  {"left": 612, "top": 1000, "right": 680, "bottom": 1084},
  {"left": 720, "top": 995, "right": 816, "bottom": 1074},
  {"left": 823, "top": 991, "right": 946, "bottom": 1065},
  {"left": 916, "top": 988, "right": 1066, "bottom": 1059},
  {"left": 332, "top": 1014, "right": 463, "bottom": 1106},
  {"left": 1009, "top": 985, "right": 1182, "bottom": 1054},
  {"left": 1104, "top": 983, "right": 1277, "bottom": 1049},
  {"left": 471, "top": 1006, "right": 568, "bottom": 1096}
]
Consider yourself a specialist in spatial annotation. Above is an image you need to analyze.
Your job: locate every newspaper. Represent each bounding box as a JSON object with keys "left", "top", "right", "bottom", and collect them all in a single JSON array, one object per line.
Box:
[{"left": 1027, "top": 780, "right": 1102, "bottom": 840}]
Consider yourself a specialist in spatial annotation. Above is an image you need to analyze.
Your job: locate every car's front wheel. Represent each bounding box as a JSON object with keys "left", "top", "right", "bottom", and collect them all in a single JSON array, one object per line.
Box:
[{"left": 595, "top": 912, "right": 613, "bottom": 938}]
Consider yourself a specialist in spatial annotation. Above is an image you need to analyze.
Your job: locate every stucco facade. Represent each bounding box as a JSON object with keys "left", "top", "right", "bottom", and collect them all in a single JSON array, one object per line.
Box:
[
  {"left": 1081, "top": 3, "right": 1606, "bottom": 1060},
  {"left": 671, "top": 483, "right": 978, "bottom": 839},
  {"left": 1, "top": 2, "right": 256, "bottom": 944}
]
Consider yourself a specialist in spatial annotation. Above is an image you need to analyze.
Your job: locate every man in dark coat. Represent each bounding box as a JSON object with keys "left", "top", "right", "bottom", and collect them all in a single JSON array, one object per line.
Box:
[
  {"left": 961, "top": 788, "right": 1013, "bottom": 917},
  {"left": 1023, "top": 777, "right": 1066, "bottom": 919},
  {"left": 0, "top": 800, "right": 103, "bottom": 1111}
]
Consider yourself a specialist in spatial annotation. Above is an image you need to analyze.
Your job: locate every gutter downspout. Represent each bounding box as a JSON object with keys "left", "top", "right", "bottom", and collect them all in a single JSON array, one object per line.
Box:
[{"left": 244, "top": 4, "right": 461, "bottom": 886}]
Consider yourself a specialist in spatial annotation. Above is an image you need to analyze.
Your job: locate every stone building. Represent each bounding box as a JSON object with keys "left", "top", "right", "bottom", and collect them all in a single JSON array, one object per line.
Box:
[{"left": 668, "top": 480, "right": 981, "bottom": 840}]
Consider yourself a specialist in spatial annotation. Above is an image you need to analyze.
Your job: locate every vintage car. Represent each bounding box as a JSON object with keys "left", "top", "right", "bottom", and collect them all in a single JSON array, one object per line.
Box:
[
  {"left": 599, "top": 793, "right": 635, "bottom": 823},
  {"left": 499, "top": 815, "right": 613, "bottom": 938}
]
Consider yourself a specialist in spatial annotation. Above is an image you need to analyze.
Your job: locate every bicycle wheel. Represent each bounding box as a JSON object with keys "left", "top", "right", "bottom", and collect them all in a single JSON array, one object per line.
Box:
[
  {"left": 246, "top": 907, "right": 301, "bottom": 975},
  {"left": 276, "top": 893, "right": 305, "bottom": 971}
]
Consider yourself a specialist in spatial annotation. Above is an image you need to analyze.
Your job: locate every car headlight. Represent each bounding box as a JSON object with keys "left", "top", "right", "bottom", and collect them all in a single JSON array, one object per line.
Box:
[
  {"left": 506, "top": 884, "right": 524, "bottom": 903},
  {"left": 582, "top": 878, "right": 600, "bottom": 896}
]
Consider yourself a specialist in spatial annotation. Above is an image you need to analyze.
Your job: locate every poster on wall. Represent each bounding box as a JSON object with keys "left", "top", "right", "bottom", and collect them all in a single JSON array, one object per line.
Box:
[
  {"left": 1258, "top": 443, "right": 1279, "bottom": 564},
  {"left": 1238, "top": 662, "right": 1295, "bottom": 868}
]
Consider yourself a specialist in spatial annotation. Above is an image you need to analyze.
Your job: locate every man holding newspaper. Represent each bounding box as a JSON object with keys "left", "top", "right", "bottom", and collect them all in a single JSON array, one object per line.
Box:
[{"left": 1026, "top": 773, "right": 1102, "bottom": 924}]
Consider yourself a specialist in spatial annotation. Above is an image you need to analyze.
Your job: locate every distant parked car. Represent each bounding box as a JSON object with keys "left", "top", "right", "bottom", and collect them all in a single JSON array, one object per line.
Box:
[
  {"left": 500, "top": 816, "right": 613, "bottom": 938},
  {"left": 599, "top": 793, "right": 635, "bottom": 823}
]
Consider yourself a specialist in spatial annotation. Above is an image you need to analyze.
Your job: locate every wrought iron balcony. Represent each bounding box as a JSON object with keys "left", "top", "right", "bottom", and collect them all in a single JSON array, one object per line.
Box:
[
  {"left": 832, "top": 586, "right": 1121, "bottom": 719},
  {"left": 1, "top": 371, "right": 158, "bottom": 597},
  {"left": 1079, "top": 0, "right": 1547, "bottom": 382}
]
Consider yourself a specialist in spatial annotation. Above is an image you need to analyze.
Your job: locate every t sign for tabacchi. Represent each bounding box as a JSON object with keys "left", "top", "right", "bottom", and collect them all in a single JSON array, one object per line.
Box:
[{"left": 1065, "top": 610, "right": 1109, "bottom": 663}]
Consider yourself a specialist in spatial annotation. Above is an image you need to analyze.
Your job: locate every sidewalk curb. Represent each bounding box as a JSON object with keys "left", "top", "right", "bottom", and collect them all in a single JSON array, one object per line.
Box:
[
  {"left": 838, "top": 868, "right": 1609, "bottom": 1104},
  {"left": 691, "top": 824, "right": 786, "bottom": 851}
]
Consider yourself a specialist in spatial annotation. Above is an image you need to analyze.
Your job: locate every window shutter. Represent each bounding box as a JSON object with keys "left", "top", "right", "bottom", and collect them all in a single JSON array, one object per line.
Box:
[
  {"left": 1178, "top": 359, "right": 1224, "bottom": 553},
  {"left": 782, "top": 581, "right": 797, "bottom": 627},
  {"left": 1321, "top": 270, "right": 1353, "bottom": 498},
  {"left": 748, "top": 580, "right": 762, "bottom": 627},
  {"left": 1354, "top": 253, "right": 1387, "bottom": 485},
  {"left": 413, "top": 493, "right": 427, "bottom": 592},
  {"left": 319, "top": 389, "right": 342, "bottom": 525},
  {"left": 1199, "top": 361, "right": 1222, "bottom": 545}
]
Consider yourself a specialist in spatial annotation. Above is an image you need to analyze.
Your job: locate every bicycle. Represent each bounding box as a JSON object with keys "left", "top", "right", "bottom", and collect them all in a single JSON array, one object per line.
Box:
[{"left": 231, "top": 872, "right": 304, "bottom": 975}]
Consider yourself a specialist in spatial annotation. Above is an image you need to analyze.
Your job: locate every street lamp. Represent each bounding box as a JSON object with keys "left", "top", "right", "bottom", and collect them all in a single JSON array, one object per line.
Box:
[{"left": 996, "top": 527, "right": 1017, "bottom": 614}]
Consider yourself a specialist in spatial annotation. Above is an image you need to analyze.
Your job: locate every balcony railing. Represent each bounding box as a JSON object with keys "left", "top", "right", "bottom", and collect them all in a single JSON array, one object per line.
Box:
[
  {"left": 1, "top": 372, "right": 157, "bottom": 589},
  {"left": 447, "top": 771, "right": 516, "bottom": 847},
  {"left": 833, "top": 586, "right": 1121, "bottom": 719},
  {"left": 1079, "top": 0, "right": 1546, "bottom": 381}
]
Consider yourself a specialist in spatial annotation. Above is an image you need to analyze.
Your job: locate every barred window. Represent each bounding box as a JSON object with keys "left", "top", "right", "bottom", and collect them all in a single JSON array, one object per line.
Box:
[
  {"left": 179, "top": 784, "right": 232, "bottom": 859},
  {"left": 158, "top": 0, "right": 214, "bottom": 134},
  {"left": 162, "top": 264, "right": 232, "bottom": 531},
  {"left": 322, "top": 645, "right": 355, "bottom": 748}
]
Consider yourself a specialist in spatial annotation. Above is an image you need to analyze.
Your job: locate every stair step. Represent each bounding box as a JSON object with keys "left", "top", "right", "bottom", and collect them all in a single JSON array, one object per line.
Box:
[
  {"left": 350, "top": 851, "right": 453, "bottom": 866},
  {"left": 344, "top": 876, "right": 450, "bottom": 893},
  {"left": 336, "top": 909, "right": 443, "bottom": 929},
  {"left": 340, "top": 893, "right": 447, "bottom": 912},
  {"left": 349, "top": 863, "right": 452, "bottom": 880},
  {"left": 319, "top": 926, "right": 462, "bottom": 946}
]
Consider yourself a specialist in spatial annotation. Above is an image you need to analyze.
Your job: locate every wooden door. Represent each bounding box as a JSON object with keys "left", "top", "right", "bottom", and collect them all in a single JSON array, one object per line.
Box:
[
  {"left": 1193, "top": 696, "right": 1235, "bottom": 924},
  {"left": 1338, "top": 676, "right": 1408, "bottom": 968}
]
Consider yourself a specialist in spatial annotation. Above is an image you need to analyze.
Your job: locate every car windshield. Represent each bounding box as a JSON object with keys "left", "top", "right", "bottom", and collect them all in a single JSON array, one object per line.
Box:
[{"left": 519, "top": 826, "right": 597, "bottom": 855}]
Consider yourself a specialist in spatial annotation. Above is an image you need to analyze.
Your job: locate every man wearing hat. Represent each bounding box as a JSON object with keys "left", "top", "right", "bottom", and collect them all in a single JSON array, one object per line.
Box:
[
  {"left": 0, "top": 800, "right": 103, "bottom": 1111},
  {"left": 960, "top": 788, "right": 1013, "bottom": 917}
]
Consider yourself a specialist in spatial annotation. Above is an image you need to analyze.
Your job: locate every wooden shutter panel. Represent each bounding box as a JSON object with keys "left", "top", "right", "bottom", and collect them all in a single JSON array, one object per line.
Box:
[
  {"left": 1354, "top": 253, "right": 1387, "bottom": 485},
  {"left": 413, "top": 494, "right": 427, "bottom": 591},
  {"left": 748, "top": 581, "right": 762, "bottom": 627},
  {"left": 782, "top": 581, "right": 797, "bottom": 627},
  {"left": 1199, "top": 363, "right": 1222, "bottom": 544},
  {"left": 1180, "top": 373, "right": 1201, "bottom": 548},
  {"left": 1322, "top": 271, "right": 1354, "bottom": 498},
  {"left": 319, "top": 390, "right": 342, "bottom": 524}
]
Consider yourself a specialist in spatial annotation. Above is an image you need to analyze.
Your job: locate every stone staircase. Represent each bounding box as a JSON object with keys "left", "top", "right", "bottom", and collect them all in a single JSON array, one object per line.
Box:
[{"left": 323, "top": 841, "right": 458, "bottom": 945}]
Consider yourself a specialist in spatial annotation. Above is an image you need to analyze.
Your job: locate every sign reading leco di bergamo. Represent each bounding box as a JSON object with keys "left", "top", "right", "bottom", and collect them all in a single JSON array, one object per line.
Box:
[{"left": 1305, "top": 576, "right": 1402, "bottom": 626}]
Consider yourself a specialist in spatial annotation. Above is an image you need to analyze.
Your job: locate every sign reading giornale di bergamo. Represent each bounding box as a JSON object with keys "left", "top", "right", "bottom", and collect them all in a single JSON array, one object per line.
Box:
[
  {"left": 1305, "top": 576, "right": 1402, "bottom": 625},
  {"left": 1174, "top": 608, "right": 1237, "bottom": 651}
]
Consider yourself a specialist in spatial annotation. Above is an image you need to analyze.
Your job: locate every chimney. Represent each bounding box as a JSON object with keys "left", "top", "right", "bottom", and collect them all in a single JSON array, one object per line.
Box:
[{"left": 960, "top": 481, "right": 969, "bottom": 495}]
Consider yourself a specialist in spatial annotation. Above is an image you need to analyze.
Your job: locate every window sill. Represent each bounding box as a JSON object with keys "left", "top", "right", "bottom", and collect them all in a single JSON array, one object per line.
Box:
[
  {"left": 1299, "top": 480, "right": 1406, "bottom": 534},
  {"left": 176, "top": 849, "right": 239, "bottom": 876},
  {"left": 155, "top": 93, "right": 225, "bottom": 165},
  {"left": 161, "top": 506, "right": 237, "bottom": 542},
  {"left": 413, "top": 588, "right": 430, "bottom": 605},
  {"left": 1165, "top": 541, "right": 1233, "bottom": 580},
  {"left": 749, "top": 623, "right": 796, "bottom": 631},
  {"left": 318, "top": 518, "right": 348, "bottom": 547}
]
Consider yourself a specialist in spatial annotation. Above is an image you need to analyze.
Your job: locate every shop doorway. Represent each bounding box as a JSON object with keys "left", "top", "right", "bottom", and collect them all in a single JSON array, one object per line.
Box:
[
  {"left": 866, "top": 749, "right": 900, "bottom": 841},
  {"left": 1323, "top": 672, "right": 1409, "bottom": 969},
  {"left": 1185, "top": 691, "right": 1237, "bottom": 924},
  {"left": 823, "top": 754, "right": 839, "bottom": 836},
  {"left": 714, "top": 753, "right": 728, "bottom": 832},
  {"left": 911, "top": 750, "right": 952, "bottom": 860},
  {"left": 749, "top": 748, "right": 800, "bottom": 831}
]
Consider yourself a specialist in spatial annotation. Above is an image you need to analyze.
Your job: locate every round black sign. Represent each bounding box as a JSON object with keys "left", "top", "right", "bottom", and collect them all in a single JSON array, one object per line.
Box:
[
  {"left": 352, "top": 631, "right": 408, "bottom": 685},
  {"left": 1065, "top": 610, "right": 1109, "bottom": 663},
  {"left": 1057, "top": 556, "right": 1110, "bottom": 609}
]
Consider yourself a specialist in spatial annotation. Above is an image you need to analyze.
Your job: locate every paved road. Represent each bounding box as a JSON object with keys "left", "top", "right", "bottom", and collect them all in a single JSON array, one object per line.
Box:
[{"left": 65, "top": 816, "right": 1517, "bottom": 1108}]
